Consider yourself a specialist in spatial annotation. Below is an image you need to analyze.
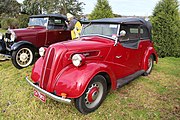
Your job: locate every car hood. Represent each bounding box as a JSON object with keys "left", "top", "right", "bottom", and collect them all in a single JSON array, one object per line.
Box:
[
  {"left": 10, "top": 26, "right": 46, "bottom": 37},
  {"left": 48, "top": 36, "right": 114, "bottom": 68},
  {"left": 61, "top": 36, "right": 114, "bottom": 51}
]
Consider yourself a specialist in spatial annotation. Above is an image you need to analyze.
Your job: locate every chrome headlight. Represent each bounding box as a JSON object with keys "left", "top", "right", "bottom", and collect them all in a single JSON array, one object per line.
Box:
[
  {"left": 0, "top": 33, "right": 3, "bottom": 39},
  {"left": 39, "top": 47, "right": 47, "bottom": 57},
  {"left": 72, "top": 54, "right": 85, "bottom": 67},
  {"left": 10, "top": 31, "right": 16, "bottom": 41}
]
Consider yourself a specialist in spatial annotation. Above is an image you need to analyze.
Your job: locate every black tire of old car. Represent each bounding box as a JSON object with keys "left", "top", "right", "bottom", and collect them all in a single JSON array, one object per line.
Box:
[
  {"left": 12, "top": 45, "right": 35, "bottom": 69},
  {"left": 143, "top": 55, "right": 154, "bottom": 76},
  {"left": 75, "top": 75, "right": 107, "bottom": 114}
]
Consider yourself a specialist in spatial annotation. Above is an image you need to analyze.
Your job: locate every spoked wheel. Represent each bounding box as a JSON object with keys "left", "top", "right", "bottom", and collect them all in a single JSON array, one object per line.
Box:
[
  {"left": 143, "top": 55, "right": 154, "bottom": 76},
  {"left": 75, "top": 75, "right": 107, "bottom": 114},
  {"left": 12, "top": 45, "right": 35, "bottom": 69}
]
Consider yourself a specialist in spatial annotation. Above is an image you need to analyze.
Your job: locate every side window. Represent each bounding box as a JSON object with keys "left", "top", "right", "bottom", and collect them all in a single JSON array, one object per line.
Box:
[
  {"left": 120, "top": 24, "right": 140, "bottom": 41},
  {"left": 54, "top": 18, "right": 66, "bottom": 29},
  {"left": 140, "top": 26, "right": 149, "bottom": 39},
  {"left": 48, "top": 18, "right": 66, "bottom": 30}
]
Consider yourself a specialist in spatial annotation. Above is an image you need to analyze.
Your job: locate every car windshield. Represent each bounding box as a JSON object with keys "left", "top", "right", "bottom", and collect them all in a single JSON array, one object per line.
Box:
[
  {"left": 81, "top": 24, "right": 118, "bottom": 38},
  {"left": 28, "top": 17, "right": 48, "bottom": 27}
]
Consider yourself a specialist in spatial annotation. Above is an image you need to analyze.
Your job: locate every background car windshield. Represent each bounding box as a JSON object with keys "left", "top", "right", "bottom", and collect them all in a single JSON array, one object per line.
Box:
[
  {"left": 82, "top": 24, "right": 118, "bottom": 38},
  {"left": 29, "top": 17, "right": 48, "bottom": 27}
]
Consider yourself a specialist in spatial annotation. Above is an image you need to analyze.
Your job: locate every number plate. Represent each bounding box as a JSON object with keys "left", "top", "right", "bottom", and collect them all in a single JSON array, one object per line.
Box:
[{"left": 34, "top": 89, "right": 46, "bottom": 103}]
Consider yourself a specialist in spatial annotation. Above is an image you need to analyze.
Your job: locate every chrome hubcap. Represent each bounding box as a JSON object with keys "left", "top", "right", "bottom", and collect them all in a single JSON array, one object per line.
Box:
[
  {"left": 92, "top": 91, "right": 98, "bottom": 101},
  {"left": 20, "top": 53, "right": 28, "bottom": 62}
]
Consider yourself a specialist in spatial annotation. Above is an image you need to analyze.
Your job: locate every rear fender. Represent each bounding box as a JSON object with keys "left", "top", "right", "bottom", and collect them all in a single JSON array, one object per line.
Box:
[
  {"left": 142, "top": 47, "right": 158, "bottom": 71},
  {"left": 53, "top": 62, "right": 116, "bottom": 98}
]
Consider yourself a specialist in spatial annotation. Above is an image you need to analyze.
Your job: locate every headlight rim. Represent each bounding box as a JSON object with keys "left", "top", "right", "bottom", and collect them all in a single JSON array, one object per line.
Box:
[
  {"left": 72, "top": 54, "right": 85, "bottom": 67},
  {"left": 39, "top": 47, "right": 47, "bottom": 57},
  {"left": 10, "top": 31, "right": 16, "bottom": 42}
]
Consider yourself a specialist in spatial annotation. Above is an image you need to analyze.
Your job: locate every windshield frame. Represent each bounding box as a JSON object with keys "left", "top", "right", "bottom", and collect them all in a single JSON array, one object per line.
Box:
[
  {"left": 81, "top": 23, "right": 120, "bottom": 41},
  {"left": 28, "top": 17, "right": 49, "bottom": 28}
]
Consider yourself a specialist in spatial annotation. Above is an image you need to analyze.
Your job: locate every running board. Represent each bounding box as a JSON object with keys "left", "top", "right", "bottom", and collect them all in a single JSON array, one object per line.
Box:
[{"left": 117, "top": 70, "right": 145, "bottom": 88}]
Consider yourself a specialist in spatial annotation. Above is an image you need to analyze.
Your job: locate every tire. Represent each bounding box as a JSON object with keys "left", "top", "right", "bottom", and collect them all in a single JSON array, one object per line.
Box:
[
  {"left": 143, "top": 55, "right": 154, "bottom": 76},
  {"left": 75, "top": 75, "right": 107, "bottom": 114},
  {"left": 12, "top": 45, "right": 35, "bottom": 69}
]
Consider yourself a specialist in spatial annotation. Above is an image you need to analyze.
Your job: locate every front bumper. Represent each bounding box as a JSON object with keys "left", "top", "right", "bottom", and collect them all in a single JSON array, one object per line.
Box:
[{"left": 26, "top": 76, "right": 72, "bottom": 104}]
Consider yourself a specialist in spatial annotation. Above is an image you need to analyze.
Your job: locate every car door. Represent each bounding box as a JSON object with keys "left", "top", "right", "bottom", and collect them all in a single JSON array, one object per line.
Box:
[
  {"left": 46, "top": 17, "right": 71, "bottom": 46},
  {"left": 113, "top": 24, "right": 143, "bottom": 79}
]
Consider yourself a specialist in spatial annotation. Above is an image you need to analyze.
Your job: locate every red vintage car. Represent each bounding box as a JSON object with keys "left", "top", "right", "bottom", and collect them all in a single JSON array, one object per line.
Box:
[
  {"left": 0, "top": 14, "right": 71, "bottom": 69},
  {"left": 26, "top": 17, "right": 158, "bottom": 114}
]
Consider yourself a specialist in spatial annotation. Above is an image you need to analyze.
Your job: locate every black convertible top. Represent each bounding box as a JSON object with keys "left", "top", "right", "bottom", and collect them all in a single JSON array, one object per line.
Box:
[
  {"left": 83, "top": 17, "right": 152, "bottom": 32},
  {"left": 30, "top": 14, "right": 67, "bottom": 20}
]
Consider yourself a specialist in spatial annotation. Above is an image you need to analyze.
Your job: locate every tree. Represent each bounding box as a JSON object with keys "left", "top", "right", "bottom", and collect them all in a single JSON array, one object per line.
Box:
[
  {"left": 21, "top": 0, "right": 42, "bottom": 15},
  {"left": 89, "top": 0, "right": 114, "bottom": 20},
  {"left": 17, "top": 14, "right": 29, "bottom": 28},
  {"left": 151, "top": 0, "right": 180, "bottom": 57},
  {"left": 57, "top": 0, "right": 84, "bottom": 18},
  {"left": 22, "top": 0, "right": 84, "bottom": 18},
  {"left": 1, "top": 17, "right": 19, "bottom": 29},
  {"left": 0, "top": 0, "right": 21, "bottom": 17}
]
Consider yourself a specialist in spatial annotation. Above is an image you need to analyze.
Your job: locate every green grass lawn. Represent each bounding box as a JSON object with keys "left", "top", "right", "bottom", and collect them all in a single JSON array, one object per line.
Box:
[{"left": 0, "top": 57, "right": 179, "bottom": 120}]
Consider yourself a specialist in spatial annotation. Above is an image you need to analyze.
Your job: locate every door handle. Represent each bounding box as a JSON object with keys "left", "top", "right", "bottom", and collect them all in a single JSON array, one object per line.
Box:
[{"left": 116, "top": 56, "right": 122, "bottom": 59}]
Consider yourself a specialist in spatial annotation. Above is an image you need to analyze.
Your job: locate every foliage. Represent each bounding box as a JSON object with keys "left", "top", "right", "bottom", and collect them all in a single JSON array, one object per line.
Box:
[
  {"left": 22, "top": 0, "right": 84, "bottom": 18},
  {"left": 0, "top": 57, "right": 180, "bottom": 119},
  {"left": 89, "top": 0, "right": 114, "bottom": 20},
  {"left": 0, "top": 0, "right": 21, "bottom": 17},
  {"left": 114, "top": 14, "right": 122, "bottom": 18},
  {"left": 0, "top": 28, "right": 6, "bottom": 33},
  {"left": 0, "top": 0, "right": 84, "bottom": 28},
  {"left": 21, "top": 0, "right": 42, "bottom": 15},
  {"left": 151, "top": 0, "right": 180, "bottom": 57},
  {"left": 0, "top": 0, "right": 20, "bottom": 27},
  {"left": 1, "top": 18, "right": 19, "bottom": 29},
  {"left": 17, "top": 14, "right": 29, "bottom": 28},
  {"left": 57, "top": 0, "right": 84, "bottom": 18}
]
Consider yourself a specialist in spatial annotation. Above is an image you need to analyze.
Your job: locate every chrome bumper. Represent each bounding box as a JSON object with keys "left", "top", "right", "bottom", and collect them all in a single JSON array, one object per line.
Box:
[{"left": 26, "top": 77, "right": 72, "bottom": 104}]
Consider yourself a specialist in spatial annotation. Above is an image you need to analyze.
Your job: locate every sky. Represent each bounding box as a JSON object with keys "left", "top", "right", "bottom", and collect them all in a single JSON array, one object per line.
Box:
[{"left": 17, "top": 0, "right": 180, "bottom": 16}]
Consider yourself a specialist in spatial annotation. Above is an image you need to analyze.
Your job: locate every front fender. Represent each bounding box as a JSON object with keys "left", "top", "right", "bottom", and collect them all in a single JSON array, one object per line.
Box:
[
  {"left": 53, "top": 62, "right": 115, "bottom": 98},
  {"left": 11, "top": 41, "right": 36, "bottom": 51},
  {"left": 31, "top": 57, "right": 44, "bottom": 83}
]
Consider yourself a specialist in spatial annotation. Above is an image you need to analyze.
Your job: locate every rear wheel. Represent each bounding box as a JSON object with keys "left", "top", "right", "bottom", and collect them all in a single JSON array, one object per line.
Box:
[
  {"left": 143, "top": 55, "right": 154, "bottom": 76},
  {"left": 12, "top": 45, "right": 35, "bottom": 69},
  {"left": 75, "top": 75, "right": 107, "bottom": 114}
]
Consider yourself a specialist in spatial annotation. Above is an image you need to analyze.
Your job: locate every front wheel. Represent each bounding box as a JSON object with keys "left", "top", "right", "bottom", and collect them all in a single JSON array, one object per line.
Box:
[
  {"left": 12, "top": 45, "right": 35, "bottom": 69},
  {"left": 75, "top": 75, "right": 107, "bottom": 114},
  {"left": 143, "top": 55, "right": 154, "bottom": 76}
]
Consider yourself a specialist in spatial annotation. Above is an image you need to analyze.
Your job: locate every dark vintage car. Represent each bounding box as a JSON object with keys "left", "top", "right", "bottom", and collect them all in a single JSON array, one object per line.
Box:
[
  {"left": 0, "top": 14, "right": 71, "bottom": 69},
  {"left": 26, "top": 17, "right": 158, "bottom": 114}
]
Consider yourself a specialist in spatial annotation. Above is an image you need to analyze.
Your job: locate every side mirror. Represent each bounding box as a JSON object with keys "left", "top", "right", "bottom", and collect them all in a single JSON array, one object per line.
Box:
[
  {"left": 120, "top": 30, "right": 126, "bottom": 37},
  {"left": 114, "top": 30, "right": 127, "bottom": 46}
]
